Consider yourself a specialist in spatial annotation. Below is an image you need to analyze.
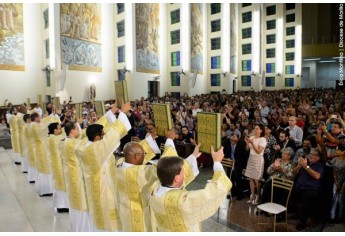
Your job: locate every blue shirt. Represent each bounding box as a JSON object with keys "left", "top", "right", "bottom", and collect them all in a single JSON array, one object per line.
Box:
[{"left": 296, "top": 160, "right": 325, "bottom": 192}]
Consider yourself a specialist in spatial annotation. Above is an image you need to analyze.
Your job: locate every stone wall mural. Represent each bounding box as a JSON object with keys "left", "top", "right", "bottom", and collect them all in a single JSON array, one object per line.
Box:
[
  {"left": 191, "top": 3, "right": 203, "bottom": 75},
  {"left": 135, "top": 3, "right": 160, "bottom": 74},
  {"left": 0, "top": 3, "right": 24, "bottom": 71},
  {"left": 60, "top": 3, "right": 102, "bottom": 72}
]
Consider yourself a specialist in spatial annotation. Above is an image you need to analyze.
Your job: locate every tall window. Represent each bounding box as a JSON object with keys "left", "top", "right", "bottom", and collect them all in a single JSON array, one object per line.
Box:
[
  {"left": 242, "top": 43, "right": 251, "bottom": 54},
  {"left": 241, "top": 75, "right": 251, "bottom": 87},
  {"left": 242, "top": 27, "right": 252, "bottom": 39},
  {"left": 43, "top": 9, "right": 49, "bottom": 29},
  {"left": 45, "top": 39, "right": 49, "bottom": 59},
  {"left": 211, "top": 37, "right": 221, "bottom": 50},
  {"left": 286, "top": 52, "right": 294, "bottom": 61},
  {"left": 171, "top": 72, "right": 181, "bottom": 86},
  {"left": 171, "top": 92, "right": 181, "bottom": 99},
  {"left": 211, "top": 74, "right": 221, "bottom": 86},
  {"left": 266, "top": 20, "right": 276, "bottom": 30},
  {"left": 285, "top": 78, "right": 294, "bottom": 87},
  {"left": 266, "top": 48, "right": 275, "bottom": 58},
  {"left": 286, "top": 39, "right": 295, "bottom": 48},
  {"left": 266, "top": 5, "right": 276, "bottom": 16},
  {"left": 242, "top": 3, "right": 252, "bottom": 8},
  {"left": 286, "top": 26, "right": 295, "bottom": 36},
  {"left": 211, "top": 56, "right": 221, "bottom": 69},
  {"left": 171, "top": 30, "right": 180, "bottom": 44},
  {"left": 211, "top": 3, "right": 221, "bottom": 15},
  {"left": 266, "top": 34, "right": 276, "bottom": 44},
  {"left": 286, "top": 13, "right": 295, "bottom": 23},
  {"left": 118, "top": 70, "right": 125, "bottom": 81},
  {"left": 286, "top": 3, "right": 296, "bottom": 10},
  {"left": 117, "top": 3, "right": 124, "bottom": 14},
  {"left": 242, "top": 60, "right": 251, "bottom": 71},
  {"left": 242, "top": 11, "right": 252, "bottom": 23},
  {"left": 171, "top": 51, "right": 180, "bottom": 66},
  {"left": 285, "top": 65, "right": 295, "bottom": 74},
  {"left": 266, "top": 63, "right": 276, "bottom": 73},
  {"left": 118, "top": 46, "right": 125, "bottom": 63},
  {"left": 211, "top": 19, "right": 221, "bottom": 32},
  {"left": 170, "top": 9, "right": 180, "bottom": 24},
  {"left": 46, "top": 71, "right": 51, "bottom": 87},
  {"left": 266, "top": 77, "right": 275, "bottom": 87},
  {"left": 117, "top": 21, "right": 125, "bottom": 38}
]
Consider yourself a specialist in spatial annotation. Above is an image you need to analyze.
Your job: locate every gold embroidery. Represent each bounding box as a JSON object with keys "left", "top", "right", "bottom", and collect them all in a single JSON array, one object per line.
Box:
[
  {"left": 25, "top": 125, "right": 35, "bottom": 167},
  {"left": 182, "top": 159, "right": 195, "bottom": 186},
  {"left": 65, "top": 139, "right": 88, "bottom": 211},
  {"left": 164, "top": 190, "right": 187, "bottom": 232},
  {"left": 126, "top": 166, "right": 144, "bottom": 232},
  {"left": 161, "top": 146, "right": 178, "bottom": 157},
  {"left": 84, "top": 145, "right": 105, "bottom": 230},
  {"left": 32, "top": 123, "right": 50, "bottom": 174},
  {"left": 139, "top": 140, "right": 156, "bottom": 163},
  {"left": 48, "top": 136, "right": 65, "bottom": 191}
]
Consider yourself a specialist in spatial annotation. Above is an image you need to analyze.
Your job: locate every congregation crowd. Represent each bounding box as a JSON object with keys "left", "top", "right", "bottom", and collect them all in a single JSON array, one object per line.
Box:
[{"left": 1, "top": 87, "right": 345, "bottom": 231}]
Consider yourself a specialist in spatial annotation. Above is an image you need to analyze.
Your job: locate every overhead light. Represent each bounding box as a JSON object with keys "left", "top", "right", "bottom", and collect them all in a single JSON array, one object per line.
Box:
[
  {"left": 332, "top": 57, "right": 344, "bottom": 59},
  {"left": 303, "top": 58, "right": 320, "bottom": 61},
  {"left": 318, "top": 60, "right": 336, "bottom": 63}
]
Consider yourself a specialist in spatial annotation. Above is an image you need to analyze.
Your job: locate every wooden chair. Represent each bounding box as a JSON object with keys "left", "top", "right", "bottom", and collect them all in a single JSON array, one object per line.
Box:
[
  {"left": 256, "top": 177, "right": 294, "bottom": 232},
  {"left": 221, "top": 158, "right": 234, "bottom": 201}
]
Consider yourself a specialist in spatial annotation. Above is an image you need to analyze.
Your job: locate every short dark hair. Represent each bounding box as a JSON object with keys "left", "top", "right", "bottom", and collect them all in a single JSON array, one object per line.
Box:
[
  {"left": 279, "top": 129, "right": 290, "bottom": 138},
  {"left": 86, "top": 124, "right": 104, "bottom": 142},
  {"left": 30, "top": 112, "right": 39, "bottom": 122},
  {"left": 256, "top": 124, "right": 265, "bottom": 137},
  {"left": 181, "top": 125, "right": 188, "bottom": 130},
  {"left": 23, "top": 114, "right": 30, "bottom": 122},
  {"left": 157, "top": 157, "right": 184, "bottom": 186},
  {"left": 64, "top": 122, "right": 76, "bottom": 136},
  {"left": 48, "top": 123, "right": 59, "bottom": 135}
]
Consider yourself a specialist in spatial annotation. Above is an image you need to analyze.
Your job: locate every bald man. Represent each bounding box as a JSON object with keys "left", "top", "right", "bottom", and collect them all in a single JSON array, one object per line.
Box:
[{"left": 114, "top": 129, "right": 201, "bottom": 232}]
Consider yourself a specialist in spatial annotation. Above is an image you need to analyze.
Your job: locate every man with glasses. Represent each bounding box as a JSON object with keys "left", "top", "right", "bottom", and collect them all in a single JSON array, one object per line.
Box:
[
  {"left": 292, "top": 148, "right": 325, "bottom": 231},
  {"left": 78, "top": 101, "right": 131, "bottom": 231},
  {"left": 114, "top": 129, "right": 201, "bottom": 231}
]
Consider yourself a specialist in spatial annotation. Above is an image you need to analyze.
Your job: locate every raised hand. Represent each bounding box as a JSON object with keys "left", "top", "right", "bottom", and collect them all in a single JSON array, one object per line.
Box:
[
  {"left": 121, "top": 100, "right": 131, "bottom": 113},
  {"left": 211, "top": 146, "right": 224, "bottom": 162},
  {"left": 165, "top": 128, "right": 176, "bottom": 140},
  {"left": 192, "top": 143, "right": 202, "bottom": 158},
  {"left": 111, "top": 100, "right": 118, "bottom": 113}
]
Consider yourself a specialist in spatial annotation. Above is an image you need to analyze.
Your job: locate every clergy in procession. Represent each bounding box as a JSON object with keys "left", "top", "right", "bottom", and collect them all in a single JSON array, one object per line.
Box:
[
  {"left": 23, "top": 114, "right": 37, "bottom": 183},
  {"left": 78, "top": 100, "right": 131, "bottom": 231},
  {"left": 60, "top": 121, "right": 91, "bottom": 232},
  {"left": 47, "top": 122, "right": 69, "bottom": 213},
  {"left": 17, "top": 105, "right": 28, "bottom": 173},
  {"left": 30, "top": 112, "right": 54, "bottom": 196},
  {"left": 149, "top": 146, "right": 232, "bottom": 232},
  {"left": 114, "top": 128, "right": 201, "bottom": 232},
  {"left": 8, "top": 106, "right": 21, "bottom": 164}
]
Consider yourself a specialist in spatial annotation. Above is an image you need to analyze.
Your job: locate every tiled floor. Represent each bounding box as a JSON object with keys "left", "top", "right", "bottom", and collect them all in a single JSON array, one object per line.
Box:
[{"left": 0, "top": 146, "right": 344, "bottom": 232}]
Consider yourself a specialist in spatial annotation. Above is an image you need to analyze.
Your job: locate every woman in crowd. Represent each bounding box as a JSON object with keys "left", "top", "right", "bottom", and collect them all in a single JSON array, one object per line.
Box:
[{"left": 244, "top": 124, "right": 267, "bottom": 204}]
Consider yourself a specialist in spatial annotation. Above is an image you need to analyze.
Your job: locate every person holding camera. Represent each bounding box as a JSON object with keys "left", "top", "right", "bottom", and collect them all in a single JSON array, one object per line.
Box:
[
  {"left": 316, "top": 117, "right": 345, "bottom": 227},
  {"left": 292, "top": 148, "right": 325, "bottom": 231}
]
